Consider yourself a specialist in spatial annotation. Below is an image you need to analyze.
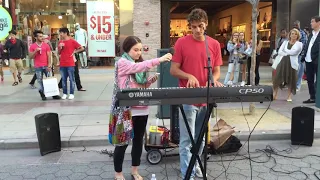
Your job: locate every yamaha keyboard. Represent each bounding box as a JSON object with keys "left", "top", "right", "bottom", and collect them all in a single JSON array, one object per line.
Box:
[{"left": 116, "top": 85, "right": 273, "bottom": 106}]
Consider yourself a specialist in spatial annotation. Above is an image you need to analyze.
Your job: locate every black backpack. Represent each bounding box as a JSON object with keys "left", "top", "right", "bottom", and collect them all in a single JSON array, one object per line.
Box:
[{"left": 209, "top": 135, "right": 242, "bottom": 154}]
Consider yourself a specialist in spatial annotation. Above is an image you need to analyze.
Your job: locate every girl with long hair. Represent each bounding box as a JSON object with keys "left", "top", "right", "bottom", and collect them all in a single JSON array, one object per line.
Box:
[
  {"left": 238, "top": 32, "right": 248, "bottom": 86},
  {"left": 112, "top": 36, "right": 172, "bottom": 180},
  {"left": 224, "top": 32, "right": 241, "bottom": 86}
]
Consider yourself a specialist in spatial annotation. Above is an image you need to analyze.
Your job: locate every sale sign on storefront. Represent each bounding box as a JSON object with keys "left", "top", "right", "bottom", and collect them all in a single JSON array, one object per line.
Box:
[
  {"left": 87, "top": 1, "right": 115, "bottom": 57},
  {"left": 0, "top": 6, "right": 12, "bottom": 40}
]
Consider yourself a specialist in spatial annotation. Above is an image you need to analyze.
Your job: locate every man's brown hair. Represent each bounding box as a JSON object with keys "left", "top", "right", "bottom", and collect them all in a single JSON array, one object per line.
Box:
[
  {"left": 187, "top": 8, "right": 208, "bottom": 24},
  {"left": 312, "top": 16, "right": 320, "bottom": 22}
]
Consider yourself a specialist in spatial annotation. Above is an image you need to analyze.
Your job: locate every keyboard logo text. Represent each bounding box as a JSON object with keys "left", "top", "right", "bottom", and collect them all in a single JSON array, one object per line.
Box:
[
  {"left": 239, "top": 88, "right": 264, "bottom": 94},
  {"left": 128, "top": 92, "right": 153, "bottom": 98}
]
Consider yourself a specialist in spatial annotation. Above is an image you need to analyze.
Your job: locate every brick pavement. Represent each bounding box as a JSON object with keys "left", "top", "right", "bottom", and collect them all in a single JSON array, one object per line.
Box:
[{"left": 1, "top": 140, "right": 320, "bottom": 179}]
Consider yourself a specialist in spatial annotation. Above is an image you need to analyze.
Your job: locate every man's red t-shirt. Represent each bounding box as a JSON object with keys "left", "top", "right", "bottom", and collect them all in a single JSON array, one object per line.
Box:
[
  {"left": 172, "top": 35, "right": 223, "bottom": 88},
  {"left": 29, "top": 43, "right": 51, "bottom": 68},
  {"left": 58, "top": 39, "right": 81, "bottom": 67}
]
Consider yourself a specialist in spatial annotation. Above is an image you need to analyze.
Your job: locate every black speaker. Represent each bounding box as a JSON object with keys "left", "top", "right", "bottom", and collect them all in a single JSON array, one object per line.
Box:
[
  {"left": 291, "top": 106, "right": 314, "bottom": 146},
  {"left": 35, "top": 113, "right": 61, "bottom": 156},
  {"left": 170, "top": 105, "right": 180, "bottom": 144}
]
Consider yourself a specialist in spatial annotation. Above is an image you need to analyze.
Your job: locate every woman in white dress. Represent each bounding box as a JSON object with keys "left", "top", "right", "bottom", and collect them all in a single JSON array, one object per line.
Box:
[{"left": 272, "top": 28, "right": 303, "bottom": 101}]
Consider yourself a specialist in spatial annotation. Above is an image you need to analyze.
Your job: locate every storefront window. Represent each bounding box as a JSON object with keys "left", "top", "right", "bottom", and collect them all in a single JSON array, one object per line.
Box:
[
  {"left": 169, "top": 1, "right": 273, "bottom": 63},
  {"left": 15, "top": 0, "right": 120, "bottom": 67}
]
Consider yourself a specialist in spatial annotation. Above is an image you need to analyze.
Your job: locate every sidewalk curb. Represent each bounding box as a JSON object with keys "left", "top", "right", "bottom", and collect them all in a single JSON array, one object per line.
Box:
[{"left": 1, "top": 129, "right": 320, "bottom": 150}]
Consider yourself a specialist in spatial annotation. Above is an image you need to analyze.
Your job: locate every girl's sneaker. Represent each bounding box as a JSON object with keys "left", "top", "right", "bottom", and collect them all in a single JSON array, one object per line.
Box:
[
  {"left": 240, "top": 81, "right": 245, "bottom": 86},
  {"left": 227, "top": 80, "right": 233, "bottom": 86}
]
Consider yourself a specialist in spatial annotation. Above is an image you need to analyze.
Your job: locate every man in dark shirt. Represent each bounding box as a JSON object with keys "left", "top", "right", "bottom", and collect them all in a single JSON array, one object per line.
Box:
[
  {"left": 4, "top": 30, "right": 26, "bottom": 86},
  {"left": 302, "top": 16, "right": 320, "bottom": 104}
]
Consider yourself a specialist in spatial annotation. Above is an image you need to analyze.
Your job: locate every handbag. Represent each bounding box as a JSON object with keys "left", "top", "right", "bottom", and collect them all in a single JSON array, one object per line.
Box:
[
  {"left": 268, "top": 49, "right": 277, "bottom": 65},
  {"left": 244, "top": 47, "right": 252, "bottom": 57},
  {"left": 43, "top": 71, "right": 60, "bottom": 97},
  {"left": 211, "top": 119, "right": 235, "bottom": 149},
  {"left": 271, "top": 55, "right": 283, "bottom": 70},
  {"left": 108, "top": 62, "right": 134, "bottom": 146}
]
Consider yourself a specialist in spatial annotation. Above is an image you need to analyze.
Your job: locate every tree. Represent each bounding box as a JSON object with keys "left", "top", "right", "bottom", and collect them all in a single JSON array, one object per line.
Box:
[{"left": 246, "top": 0, "right": 260, "bottom": 114}]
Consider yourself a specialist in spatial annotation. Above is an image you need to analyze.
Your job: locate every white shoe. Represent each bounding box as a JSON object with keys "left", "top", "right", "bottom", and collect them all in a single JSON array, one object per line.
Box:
[
  {"left": 61, "top": 94, "right": 67, "bottom": 100},
  {"left": 68, "top": 94, "right": 74, "bottom": 100},
  {"left": 195, "top": 165, "right": 207, "bottom": 178},
  {"left": 183, "top": 177, "right": 194, "bottom": 180},
  {"left": 227, "top": 80, "right": 233, "bottom": 86},
  {"left": 240, "top": 81, "right": 245, "bottom": 86}
]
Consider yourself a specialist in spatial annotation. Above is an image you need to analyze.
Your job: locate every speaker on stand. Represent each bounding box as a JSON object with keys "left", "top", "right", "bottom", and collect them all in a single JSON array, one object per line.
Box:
[
  {"left": 291, "top": 106, "right": 314, "bottom": 146},
  {"left": 35, "top": 113, "right": 61, "bottom": 156}
]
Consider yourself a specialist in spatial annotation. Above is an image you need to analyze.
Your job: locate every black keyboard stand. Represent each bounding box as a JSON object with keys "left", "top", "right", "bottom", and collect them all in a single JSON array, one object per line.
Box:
[{"left": 180, "top": 103, "right": 215, "bottom": 180}]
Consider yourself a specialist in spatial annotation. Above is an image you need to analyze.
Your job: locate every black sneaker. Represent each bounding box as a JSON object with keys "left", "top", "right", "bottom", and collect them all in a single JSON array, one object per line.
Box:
[
  {"left": 303, "top": 99, "right": 315, "bottom": 104},
  {"left": 38, "top": 91, "right": 46, "bottom": 101},
  {"left": 52, "top": 95, "right": 61, "bottom": 100}
]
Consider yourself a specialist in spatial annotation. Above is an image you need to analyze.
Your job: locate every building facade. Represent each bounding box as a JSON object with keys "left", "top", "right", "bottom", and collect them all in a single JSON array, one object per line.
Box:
[
  {"left": 132, "top": 0, "right": 319, "bottom": 61},
  {"left": 3, "top": 0, "right": 320, "bottom": 62}
]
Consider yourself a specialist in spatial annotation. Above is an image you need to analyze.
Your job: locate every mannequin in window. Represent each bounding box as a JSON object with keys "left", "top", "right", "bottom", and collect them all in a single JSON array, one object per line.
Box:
[
  {"left": 75, "top": 23, "right": 88, "bottom": 68},
  {"left": 34, "top": 15, "right": 41, "bottom": 31},
  {"left": 42, "top": 20, "right": 51, "bottom": 37},
  {"left": 23, "top": 16, "right": 28, "bottom": 34}
]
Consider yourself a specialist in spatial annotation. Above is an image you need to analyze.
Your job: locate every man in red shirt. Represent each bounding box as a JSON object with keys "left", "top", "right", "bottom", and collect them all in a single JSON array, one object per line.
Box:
[
  {"left": 170, "top": 8, "right": 223, "bottom": 179},
  {"left": 29, "top": 30, "right": 61, "bottom": 100},
  {"left": 58, "top": 28, "right": 84, "bottom": 100}
]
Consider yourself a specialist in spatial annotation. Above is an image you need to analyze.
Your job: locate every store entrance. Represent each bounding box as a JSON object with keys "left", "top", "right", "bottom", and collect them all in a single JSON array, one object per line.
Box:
[
  {"left": 15, "top": 0, "right": 120, "bottom": 68},
  {"left": 161, "top": 0, "right": 275, "bottom": 64}
]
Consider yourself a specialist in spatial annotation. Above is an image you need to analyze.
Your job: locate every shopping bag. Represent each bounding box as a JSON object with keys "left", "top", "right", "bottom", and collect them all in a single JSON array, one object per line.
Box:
[
  {"left": 211, "top": 119, "right": 235, "bottom": 149},
  {"left": 108, "top": 106, "right": 133, "bottom": 145},
  {"left": 43, "top": 74, "right": 59, "bottom": 97}
]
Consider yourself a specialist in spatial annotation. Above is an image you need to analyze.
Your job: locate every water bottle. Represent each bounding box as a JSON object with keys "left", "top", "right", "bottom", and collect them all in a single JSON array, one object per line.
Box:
[{"left": 151, "top": 174, "right": 156, "bottom": 180}]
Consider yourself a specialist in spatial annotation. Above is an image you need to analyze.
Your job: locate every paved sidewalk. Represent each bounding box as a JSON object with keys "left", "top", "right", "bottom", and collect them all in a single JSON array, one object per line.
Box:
[
  {"left": 0, "top": 66, "right": 319, "bottom": 149},
  {"left": 1, "top": 140, "right": 320, "bottom": 179}
]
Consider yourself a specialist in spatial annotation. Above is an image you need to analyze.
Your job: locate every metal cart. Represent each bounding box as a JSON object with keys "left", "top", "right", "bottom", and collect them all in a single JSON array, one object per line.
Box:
[
  {"left": 144, "top": 122, "right": 212, "bottom": 165},
  {"left": 144, "top": 126, "right": 179, "bottom": 165}
]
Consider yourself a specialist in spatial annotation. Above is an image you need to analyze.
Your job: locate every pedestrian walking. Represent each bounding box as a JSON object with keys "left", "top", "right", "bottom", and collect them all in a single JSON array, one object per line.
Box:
[{"left": 4, "top": 30, "right": 26, "bottom": 86}]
